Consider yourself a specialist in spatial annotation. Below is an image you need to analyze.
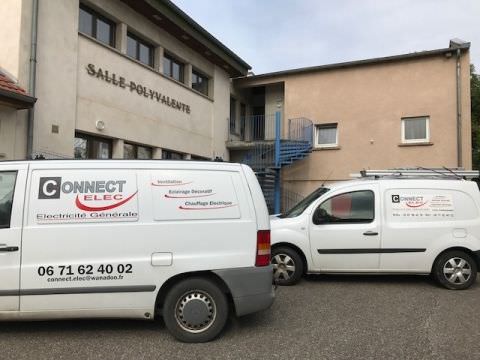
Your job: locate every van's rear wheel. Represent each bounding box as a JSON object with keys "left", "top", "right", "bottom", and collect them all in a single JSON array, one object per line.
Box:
[
  {"left": 162, "top": 277, "right": 228, "bottom": 342},
  {"left": 271, "top": 246, "right": 303, "bottom": 286},
  {"left": 433, "top": 250, "right": 477, "bottom": 290}
]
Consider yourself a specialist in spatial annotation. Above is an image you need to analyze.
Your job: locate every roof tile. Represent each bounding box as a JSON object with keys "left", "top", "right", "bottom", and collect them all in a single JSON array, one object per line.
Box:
[{"left": 0, "top": 72, "right": 28, "bottom": 96}]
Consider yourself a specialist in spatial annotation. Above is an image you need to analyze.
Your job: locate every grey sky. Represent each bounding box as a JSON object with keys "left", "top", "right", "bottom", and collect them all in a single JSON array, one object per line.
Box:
[{"left": 172, "top": 0, "right": 480, "bottom": 74}]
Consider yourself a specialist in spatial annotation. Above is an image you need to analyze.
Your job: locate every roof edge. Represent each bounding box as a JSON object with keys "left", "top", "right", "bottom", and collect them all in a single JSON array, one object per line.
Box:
[
  {"left": 235, "top": 42, "right": 470, "bottom": 82},
  {"left": 154, "top": 0, "right": 251, "bottom": 73},
  {"left": 0, "top": 88, "right": 36, "bottom": 109}
]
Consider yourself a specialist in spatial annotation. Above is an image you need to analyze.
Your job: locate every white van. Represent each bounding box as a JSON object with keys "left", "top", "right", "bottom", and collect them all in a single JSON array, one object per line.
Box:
[
  {"left": 271, "top": 171, "right": 480, "bottom": 290},
  {"left": 0, "top": 160, "right": 274, "bottom": 342}
]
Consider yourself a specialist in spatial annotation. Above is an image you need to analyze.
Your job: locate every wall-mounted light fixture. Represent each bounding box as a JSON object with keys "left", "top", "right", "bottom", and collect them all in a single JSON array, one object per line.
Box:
[{"left": 96, "top": 120, "right": 105, "bottom": 131}]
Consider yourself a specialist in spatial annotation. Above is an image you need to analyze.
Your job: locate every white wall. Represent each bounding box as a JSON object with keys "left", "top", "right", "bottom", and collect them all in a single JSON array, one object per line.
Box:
[
  {"left": 0, "top": 0, "right": 237, "bottom": 160},
  {"left": 76, "top": 37, "right": 219, "bottom": 158},
  {"left": 32, "top": 0, "right": 79, "bottom": 158},
  {"left": 0, "top": 106, "right": 28, "bottom": 160},
  {"left": 34, "top": 0, "right": 232, "bottom": 159}
]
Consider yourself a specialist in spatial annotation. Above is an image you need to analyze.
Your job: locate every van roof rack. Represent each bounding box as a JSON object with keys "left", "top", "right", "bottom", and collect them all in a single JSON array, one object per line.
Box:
[{"left": 350, "top": 167, "right": 480, "bottom": 180}]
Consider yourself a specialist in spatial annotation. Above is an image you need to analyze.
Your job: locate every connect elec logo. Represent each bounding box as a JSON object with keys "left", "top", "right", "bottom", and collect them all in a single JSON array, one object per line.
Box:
[
  {"left": 38, "top": 177, "right": 137, "bottom": 211},
  {"left": 391, "top": 194, "right": 427, "bottom": 208}
]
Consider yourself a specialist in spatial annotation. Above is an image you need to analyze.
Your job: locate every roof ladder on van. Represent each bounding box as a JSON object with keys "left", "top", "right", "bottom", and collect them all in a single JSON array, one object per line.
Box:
[{"left": 350, "top": 168, "right": 480, "bottom": 180}]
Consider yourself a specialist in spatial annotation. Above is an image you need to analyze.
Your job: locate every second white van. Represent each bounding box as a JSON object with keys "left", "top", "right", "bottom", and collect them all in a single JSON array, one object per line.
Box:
[
  {"left": 270, "top": 170, "right": 480, "bottom": 290},
  {"left": 0, "top": 160, "right": 274, "bottom": 342}
]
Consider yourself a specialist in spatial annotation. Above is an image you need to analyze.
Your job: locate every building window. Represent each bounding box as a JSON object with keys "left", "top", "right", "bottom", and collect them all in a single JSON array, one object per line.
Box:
[
  {"left": 191, "top": 155, "right": 209, "bottom": 161},
  {"left": 127, "top": 32, "right": 154, "bottom": 67},
  {"left": 230, "top": 97, "right": 237, "bottom": 134},
  {"left": 315, "top": 124, "right": 338, "bottom": 148},
  {"left": 79, "top": 4, "right": 115, "bottom": 47},
  {"left": 240, "top": 103, "right": 246, "bottom": 139},
  {"left": 74, "top": 133, "right": 112, "bottom": 159},
  {"left": 163, "top": 53, "right": 184, "bottom": 83},
  {"left": 192, "top": 69, "right": 209, "bottom": 95},
  {"left": 402, "top": 117, "right": 429, "bottom": 143},
  {"left": 0, "top": 171, "right": 16, "bottom": 229},
  {"left": 137, "top": 146, "right": 152, "bottom": 159},
  {"left": 123, "top": 142, "right": 152, "bottom": 159},
  {"left": 162, "top": 150, "right": 183, "bottom": 160}
]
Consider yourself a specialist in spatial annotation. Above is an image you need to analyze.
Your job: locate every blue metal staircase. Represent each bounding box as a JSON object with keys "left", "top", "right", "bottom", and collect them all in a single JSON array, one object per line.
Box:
[{"left": 241, "top": 112, "right": 314, "bottom": 213}]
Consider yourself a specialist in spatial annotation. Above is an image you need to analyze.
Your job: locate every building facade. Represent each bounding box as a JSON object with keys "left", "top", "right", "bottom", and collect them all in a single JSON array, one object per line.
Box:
[
  {"left": 0, "top": 0, "right": 250, "bottom": 161},
  {"left": 230, "top": 40, "right": 472, "bottom": 211},
  {"left": 0, "top": 0, "right": 473, "bottom": 213}
]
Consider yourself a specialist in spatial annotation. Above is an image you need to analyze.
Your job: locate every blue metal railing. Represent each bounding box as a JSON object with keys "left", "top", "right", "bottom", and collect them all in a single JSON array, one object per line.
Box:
[
  {"left": 236, "top": 114, "right": 313, "bottom": 168},
  {"left": 228, "top": 114, "right": 277, "bottom": 142},
  {"left": 288, "top": 117, "right": 314, "bottom": 143},
  {"left": 232, "top": 112, "right": 313, "bottom": 213}
]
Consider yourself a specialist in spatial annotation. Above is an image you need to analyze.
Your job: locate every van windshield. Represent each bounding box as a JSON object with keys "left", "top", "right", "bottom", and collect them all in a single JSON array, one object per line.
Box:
[{"left": 279, "top": 187, "right": 329, "bottom": 218}]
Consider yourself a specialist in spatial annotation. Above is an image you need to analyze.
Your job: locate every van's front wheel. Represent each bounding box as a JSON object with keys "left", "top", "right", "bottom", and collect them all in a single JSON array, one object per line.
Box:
[
  {"left": 271, "top": 247, "right": 303, "bottom": 286},
  {"left": 433, "top": 250, "right": 477, "bottom": 290},
  {"left": 162, "top": 277, "right": 228, "bottom": 342}
]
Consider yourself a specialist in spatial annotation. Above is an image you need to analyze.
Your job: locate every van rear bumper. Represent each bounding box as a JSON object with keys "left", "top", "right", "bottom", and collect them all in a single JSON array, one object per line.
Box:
[{"left": 214, "top": 265, "right": 275, "bottom": 316}]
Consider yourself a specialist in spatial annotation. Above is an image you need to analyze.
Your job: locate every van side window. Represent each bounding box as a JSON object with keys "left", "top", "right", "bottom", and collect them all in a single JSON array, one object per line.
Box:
[
  {"left": 313, "top": 190, "right": 374, "bottom": 225},
  {"left": 0, "top": 172, "right": 17, "bottom": 229}
]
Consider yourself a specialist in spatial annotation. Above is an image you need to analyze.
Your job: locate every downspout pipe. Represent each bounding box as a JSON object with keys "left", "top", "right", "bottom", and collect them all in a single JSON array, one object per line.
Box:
[
  {"left": 27, "top": 0, "right": 39, "bottom": 158},
  {"left": 456, "top": 48, "right": 462, "bottom": 168}
]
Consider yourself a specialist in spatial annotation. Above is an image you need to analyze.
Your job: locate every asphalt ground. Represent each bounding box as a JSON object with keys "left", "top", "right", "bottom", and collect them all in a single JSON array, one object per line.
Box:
[{"left": 1, "top": 274, "right": 479, "bottom": 360}]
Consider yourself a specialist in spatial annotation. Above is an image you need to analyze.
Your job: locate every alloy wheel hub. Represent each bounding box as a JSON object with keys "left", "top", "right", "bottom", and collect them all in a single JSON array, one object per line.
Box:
[
  {"left": 443, "top": 257, "right": 471, "bottom": 284},
  {"left": 272, "top": 254, "right": 296, "bottom": 280}
]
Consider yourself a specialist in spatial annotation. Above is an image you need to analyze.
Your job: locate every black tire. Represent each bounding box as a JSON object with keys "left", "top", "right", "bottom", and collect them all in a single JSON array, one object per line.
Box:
[
  {"left": 271, "top": 246, "right": 304, "bottom": 286},
  {"left": 432, "top": 250, "right": 477, "bottom": 290},
  {"left": 162, "top": 277, "right": 228, "bottom": 343}
]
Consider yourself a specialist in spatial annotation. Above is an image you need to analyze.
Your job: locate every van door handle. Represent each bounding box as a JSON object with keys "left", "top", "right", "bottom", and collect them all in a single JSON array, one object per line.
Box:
[
  {"left": 363, "top": 231, "right": 378, "bottom": 236},
  {"left": 0, "top": 246, "right": 19, "bottom": 252}
]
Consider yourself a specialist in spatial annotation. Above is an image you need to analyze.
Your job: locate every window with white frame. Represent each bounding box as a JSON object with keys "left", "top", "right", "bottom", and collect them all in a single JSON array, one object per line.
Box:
[
  {"left": 401, "top": 116, "right": 429, "bottom": 143},
  {"left": 315, "top": 124, "right": 338, "bottom": 147}
]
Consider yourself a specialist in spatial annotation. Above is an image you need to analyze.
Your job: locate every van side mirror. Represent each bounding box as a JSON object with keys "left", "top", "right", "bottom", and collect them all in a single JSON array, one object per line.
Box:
[{"left": 312, "top": 207, "right": 328, "bottom": 225}]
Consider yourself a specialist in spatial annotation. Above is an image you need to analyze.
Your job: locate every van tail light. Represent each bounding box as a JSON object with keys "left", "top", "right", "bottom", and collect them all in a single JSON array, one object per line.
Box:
[{"left": 255, "top": 230, "right": 271, "bottom": 267}]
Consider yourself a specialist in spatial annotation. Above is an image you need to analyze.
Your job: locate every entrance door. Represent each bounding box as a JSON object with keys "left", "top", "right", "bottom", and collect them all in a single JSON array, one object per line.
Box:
[
  {"left": 309, "top": 184, "right": 381, "bottom": 271},
  {"left": 252, "top": 106, "right": 265, "bottom": 140},
  {"left": 0, "top": 165, "right": 27, "bottom": 311}
]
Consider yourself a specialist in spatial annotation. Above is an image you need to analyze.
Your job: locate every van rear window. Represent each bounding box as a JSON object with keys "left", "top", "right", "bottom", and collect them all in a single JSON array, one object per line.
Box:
[{"left": 0, "top": 172, "right": 17, "bottom": 228}]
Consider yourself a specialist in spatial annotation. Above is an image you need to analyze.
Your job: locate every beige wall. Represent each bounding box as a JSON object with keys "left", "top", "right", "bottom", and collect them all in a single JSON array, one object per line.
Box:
[
  {"left": 0, "top": 0, "right": 34, "bottom": 89},
  {"left": 32, "top": 0, "right": 79, "bottom": 158},
  {"left": 237, "top": 51, "right": 472, "bottom": 197},
  {"left": 77, "top": 36, "right": 218, "bottom": 158},
  {"left": 78, "top": 0, "right": 230, "bottom": 160},
  {"left": 0, "top": 0, "right": 24, "bottom": 81},
  {"left": 0, "top": 0, "right": 33, "bottom": 160},
  {"left": 0, "top": 0, "right": 232, "bottom": 160},
  {"left": 0, "top": 106, "right": 28, "bottom": 160},
  {"left": 212, "top": 67, "right": 231, "bottom": 159},
  {"left": 264, "top": 83, "right": 284, "bottom": 139},
  {"left": 228, "top": 83, "right": 251, "bottom": 141}
]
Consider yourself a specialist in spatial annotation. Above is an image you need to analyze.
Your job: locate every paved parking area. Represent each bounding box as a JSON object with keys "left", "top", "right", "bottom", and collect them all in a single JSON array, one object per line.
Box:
[{"left": 1, "top": 274, "right": 480, "bottom": 360}]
